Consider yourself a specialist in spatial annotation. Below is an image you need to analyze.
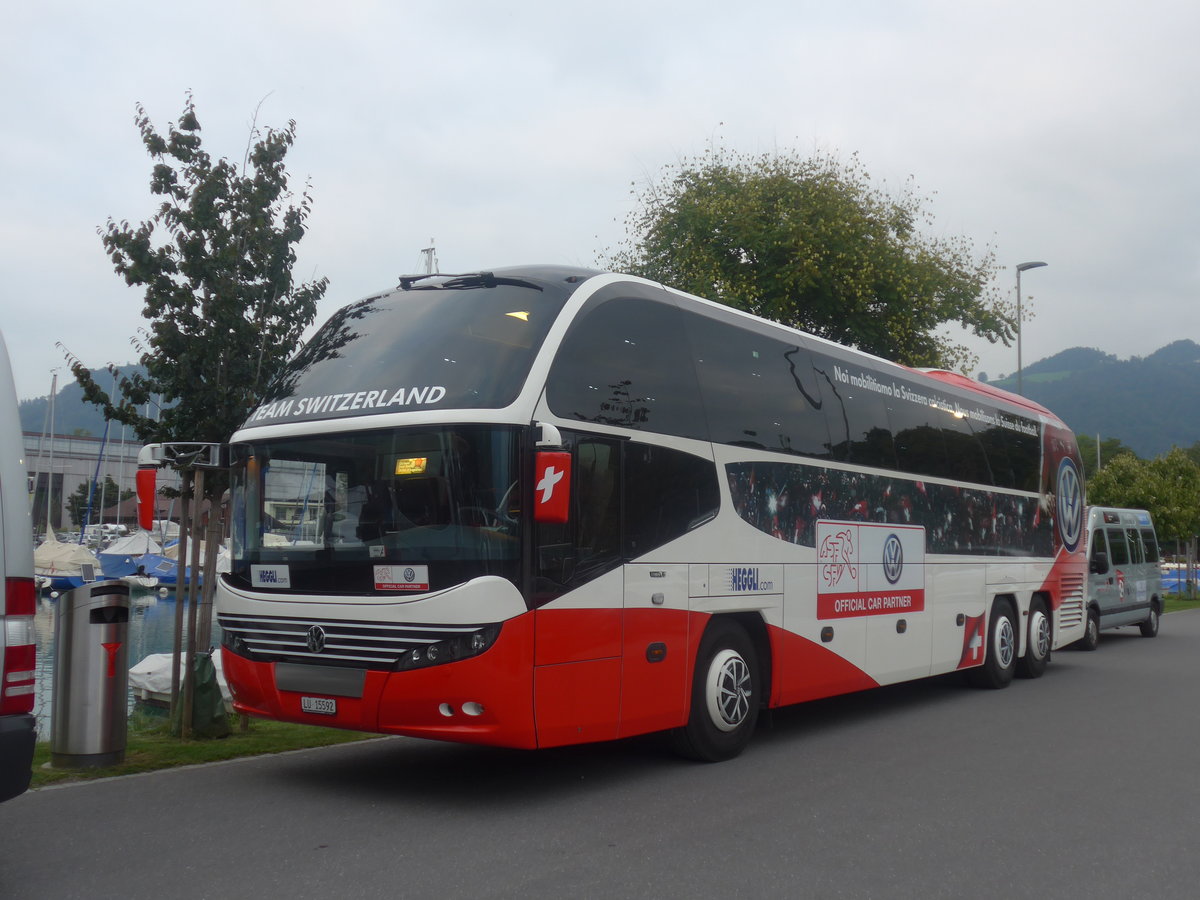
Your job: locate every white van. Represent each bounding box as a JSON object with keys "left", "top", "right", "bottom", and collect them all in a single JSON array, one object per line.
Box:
[
  {"left": 0, "top": 330, "right": 36, "bottom": 801},
  {"left": 1078, "top": 507, "right": 1162, "bottom": 650}
]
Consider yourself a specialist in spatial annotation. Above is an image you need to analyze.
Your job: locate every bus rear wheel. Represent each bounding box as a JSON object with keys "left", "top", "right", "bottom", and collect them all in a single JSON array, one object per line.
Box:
[
  {"left": 1016, "top": 599, "right": 1051, "bottom": 679},
  {"left": 671, "top": 619, "right": 760, "bottom": 762},
  {"left": 969, "top": 601, "right": 1017, "bottom": 689}
]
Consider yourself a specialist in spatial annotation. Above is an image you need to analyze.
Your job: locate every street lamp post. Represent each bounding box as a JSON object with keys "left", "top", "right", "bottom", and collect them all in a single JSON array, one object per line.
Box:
[{"left": 1015, "top": 261, "right": 1047, "bottom": 396}]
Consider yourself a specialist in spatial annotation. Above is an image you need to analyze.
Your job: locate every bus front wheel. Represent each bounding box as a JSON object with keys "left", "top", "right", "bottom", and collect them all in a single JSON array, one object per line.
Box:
[{"left": 671, "top": 619, "right": 760, "bottom": 762}]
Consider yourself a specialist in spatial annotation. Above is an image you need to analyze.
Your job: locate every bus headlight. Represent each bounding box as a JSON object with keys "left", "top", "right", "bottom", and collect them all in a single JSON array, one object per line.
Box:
[{"left": 396, "top": 624, "right": 502, "bottom": 671}]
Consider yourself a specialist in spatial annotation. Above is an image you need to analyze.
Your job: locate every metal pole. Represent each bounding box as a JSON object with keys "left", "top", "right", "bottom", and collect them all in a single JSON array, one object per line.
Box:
[
  {"left": 169, "top": 472, "right": 192, "bottom": 728},
  {"left": 1017, "top": 267, "right": 1023, "bottom": 396},
  {"left": 46, "top": 373, "right": 57, "bottom": 533},
  {"left": 182, "top": 469, "right": 205, "bottom": 740},
  {"left": 1014, "top": 261, "right": 1047, "bottom": 396}
]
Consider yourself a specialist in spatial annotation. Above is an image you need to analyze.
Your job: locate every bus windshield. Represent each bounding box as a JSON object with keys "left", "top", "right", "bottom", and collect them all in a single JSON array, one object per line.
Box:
[
  {"left": 228, "top": 425, "right": 523, "bottom": 595},
  {"left": 248, "top": 276, "right": 576, "bottom": 427}
]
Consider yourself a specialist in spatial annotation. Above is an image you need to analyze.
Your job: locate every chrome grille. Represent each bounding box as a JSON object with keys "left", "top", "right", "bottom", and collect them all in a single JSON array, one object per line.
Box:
[{"left": 219, "top": 612, "right": 489, "bottom": 670}]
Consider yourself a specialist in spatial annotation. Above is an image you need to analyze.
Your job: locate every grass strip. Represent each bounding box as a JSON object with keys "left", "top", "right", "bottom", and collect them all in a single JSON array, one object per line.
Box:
[
  {"left": 31, "top": 712, "right": 372, "bottom": 789},
  {"left": 1164, "top": 593, "right": 1200, "bottom": 615}
]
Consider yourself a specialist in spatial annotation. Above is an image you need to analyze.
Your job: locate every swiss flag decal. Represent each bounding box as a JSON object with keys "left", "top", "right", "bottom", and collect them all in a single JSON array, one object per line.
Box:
[{"left": 534, "top": 451, "right": 571, "bottom": 523}]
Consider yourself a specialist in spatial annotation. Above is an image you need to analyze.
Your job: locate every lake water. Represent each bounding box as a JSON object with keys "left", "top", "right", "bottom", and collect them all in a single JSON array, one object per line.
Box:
[{"left": 32, "top": 588, "right": 222, "bottom": 740}]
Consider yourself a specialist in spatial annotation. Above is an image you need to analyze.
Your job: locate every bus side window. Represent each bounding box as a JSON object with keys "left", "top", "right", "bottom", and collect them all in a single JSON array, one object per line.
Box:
[
  {"left": 623, "top": 443, "right": 720, "bottom": 558},
  {"left": 1106, "top": 528, "right": 1130, "bottom": 567},
  {"left": 546, "top": 293, "right": 708, "bottom": 442},
  {"left": 534, "top": 435, "right": 622, "bottom": 601},
  {"left": 942, "top": 417, "right": 992, "bottom": 486},
  {"left": 889, "top": 394, "right": 949, "bottom": 480},
  {"left": 685, "top": 311, "right": 830, "bottom": 459}
]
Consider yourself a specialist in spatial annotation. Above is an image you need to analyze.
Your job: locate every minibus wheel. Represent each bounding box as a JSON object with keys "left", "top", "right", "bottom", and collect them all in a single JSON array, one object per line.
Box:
[
  {"left": 1139, "top": 603, "right": 1160, "bottom": 638},
  {"left": 1078, "top": 608, "right": 1100, "bottom": 651}
]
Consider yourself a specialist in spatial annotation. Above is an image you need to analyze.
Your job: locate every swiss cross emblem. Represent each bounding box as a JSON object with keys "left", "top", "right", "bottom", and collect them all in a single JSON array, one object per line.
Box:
[{"left": 534, "top": 451, "right": 571, "bottom": 523}]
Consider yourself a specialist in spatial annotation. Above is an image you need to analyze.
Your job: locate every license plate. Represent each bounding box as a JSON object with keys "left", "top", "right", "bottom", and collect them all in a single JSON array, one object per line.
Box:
[{"left": 301, "top": 696, "right": 337, "bottom": 716}]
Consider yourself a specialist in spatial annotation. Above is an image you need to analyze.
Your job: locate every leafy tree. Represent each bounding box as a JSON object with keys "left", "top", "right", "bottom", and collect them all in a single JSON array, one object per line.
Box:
[
  {"left": 63, "top": 95, "right": 328, "bottom": 497},
  {"left": 66, "top": 476, "right": 132, "bottom": 529},
  {"left": 1076, "top": 434, "right": 1139, "bottom": 481},
  {"left": 603, "top": 148, "right": 1011, "bottom": 371},
  {"left": 1088, "top": 448, "right": 1200, "bottom": 547}
]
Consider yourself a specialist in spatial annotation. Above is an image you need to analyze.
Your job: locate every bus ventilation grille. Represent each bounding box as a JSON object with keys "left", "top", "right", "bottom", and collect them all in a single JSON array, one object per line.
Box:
[{"left": 1058, "top": 573, "right": 1085, "bottom": 628}]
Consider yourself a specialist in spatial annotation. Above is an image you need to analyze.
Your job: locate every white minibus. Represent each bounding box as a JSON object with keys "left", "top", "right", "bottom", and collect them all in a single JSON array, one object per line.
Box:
[{"left": 1080, "top": 507, "right": 1162, "bottom": 649}]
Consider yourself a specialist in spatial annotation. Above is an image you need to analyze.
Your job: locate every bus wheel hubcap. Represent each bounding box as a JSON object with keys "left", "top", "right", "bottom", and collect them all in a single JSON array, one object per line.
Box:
[{"left": 706, "top": 649, "right": 752, "bottom": 732}]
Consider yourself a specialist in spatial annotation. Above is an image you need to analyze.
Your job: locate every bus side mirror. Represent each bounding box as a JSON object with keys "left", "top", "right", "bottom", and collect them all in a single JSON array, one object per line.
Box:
[
  {"left": 136, "top": 467, "right": 157, "bottom": 532},
  {"left": 1090, "top": 551, "right": 1109, "bottom": 575},
  {"left": 534, "top": 451, "right": 571, "bottom": 524}
]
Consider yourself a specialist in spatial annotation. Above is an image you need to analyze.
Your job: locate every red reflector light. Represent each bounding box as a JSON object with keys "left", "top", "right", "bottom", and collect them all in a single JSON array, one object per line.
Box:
[
  {"left": 2, "top": 578, "right": 37, "bottom": 715},
  {"left": 4, "top": 576, "right": 35, "bottom": 617}
]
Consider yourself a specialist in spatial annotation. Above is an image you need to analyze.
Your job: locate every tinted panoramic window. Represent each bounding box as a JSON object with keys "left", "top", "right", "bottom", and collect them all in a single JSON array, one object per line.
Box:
[
  {"left": 888, "top": 389, "right": 949, "bottom": 479},
  {"left": 810, "top": 352, "right": 896, "bottom": 469},
  {"left": 1004, "top": 429, "right": 1041, "bottom": 492},
  {"left": 685, "top": 311, "right": 830, "bottom": 457},
  {"left": 941, "top": 414, "right": 993, "bottom": 486},
  {"left": 249, "top": 273, "right": 580, "bottom": 426},
  {"left": 547, "top": 293, "right": 708, "bottom": 441}
]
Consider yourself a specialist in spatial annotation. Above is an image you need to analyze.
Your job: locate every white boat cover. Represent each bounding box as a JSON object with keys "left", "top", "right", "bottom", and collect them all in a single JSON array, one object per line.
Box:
[
  {"left": 34, "top": 525, "right": 102, "bottom": 578},
  {"left": 101, "top": 531, "right": 163, "bottom": 558},
  {"left": 129, "top": 651, "right": 231, "bottom": 703}
]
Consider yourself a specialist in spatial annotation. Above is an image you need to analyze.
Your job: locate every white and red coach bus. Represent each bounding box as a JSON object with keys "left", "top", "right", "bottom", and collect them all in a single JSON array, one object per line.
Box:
[{"left": 213, "top": 266, "right": 1086, "bottom": 760}]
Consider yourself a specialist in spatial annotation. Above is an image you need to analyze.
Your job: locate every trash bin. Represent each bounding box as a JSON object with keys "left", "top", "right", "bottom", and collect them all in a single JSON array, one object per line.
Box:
[{"left": 51, "top": 580, "right": 131, "bottom": 768}]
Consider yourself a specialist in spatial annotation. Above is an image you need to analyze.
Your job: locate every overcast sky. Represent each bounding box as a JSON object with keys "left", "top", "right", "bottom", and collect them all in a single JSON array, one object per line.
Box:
[{"left": 3, "top": 0, "right": 1197, "bottom": 404}]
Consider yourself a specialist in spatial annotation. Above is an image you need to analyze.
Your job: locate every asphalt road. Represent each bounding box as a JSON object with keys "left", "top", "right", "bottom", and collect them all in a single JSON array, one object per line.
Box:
[{"left": 3, "top": 610, "right": 1199, "bottom": 899}]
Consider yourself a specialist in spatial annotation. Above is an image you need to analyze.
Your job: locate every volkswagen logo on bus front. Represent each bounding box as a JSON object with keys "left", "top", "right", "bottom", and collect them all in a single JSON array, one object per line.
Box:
[
  {"left": 306, "top": 625, "right": 327, "bottom": 654},
  {"left": 882, "top": 533, "right": 904, "bottom": 584}
]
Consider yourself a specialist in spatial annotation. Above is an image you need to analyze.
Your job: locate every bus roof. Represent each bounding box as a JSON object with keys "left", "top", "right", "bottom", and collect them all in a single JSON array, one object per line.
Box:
[{"left": 919, "top": 369, "right": 1062, "bottom": 424}]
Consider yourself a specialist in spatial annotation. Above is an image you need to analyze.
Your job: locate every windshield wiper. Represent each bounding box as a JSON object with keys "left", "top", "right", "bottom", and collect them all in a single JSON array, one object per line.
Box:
[{"left": 397, "top": 271, "right": 544, "bottom": 292}]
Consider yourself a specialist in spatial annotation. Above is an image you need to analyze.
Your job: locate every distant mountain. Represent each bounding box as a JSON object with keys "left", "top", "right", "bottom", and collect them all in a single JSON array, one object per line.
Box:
[
  {"left": 19, "top": 365, "right": 146, "bottom": 437},
  {"left": 986, "top": 340, "right": 1200, "bottom": 457}
]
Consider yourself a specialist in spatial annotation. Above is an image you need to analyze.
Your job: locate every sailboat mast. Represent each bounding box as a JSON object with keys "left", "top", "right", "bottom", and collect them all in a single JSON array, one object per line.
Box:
[{"left": 44, "top": 372, "right": 56, "bottom": 536}]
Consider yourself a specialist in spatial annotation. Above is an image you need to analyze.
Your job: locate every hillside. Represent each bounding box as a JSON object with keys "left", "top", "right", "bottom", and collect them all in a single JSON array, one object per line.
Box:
[
  {"left": 986, "top": 340, "right": 1200, "bottom": 457},
  {"left": 19, "top": 365, "right": 145, "bottom": 437}
]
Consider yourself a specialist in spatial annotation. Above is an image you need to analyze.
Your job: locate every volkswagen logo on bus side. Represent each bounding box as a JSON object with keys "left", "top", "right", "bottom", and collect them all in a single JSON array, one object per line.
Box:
[
  {"left": 306, "top": 625, "right": 327, "bottom": 654},
  {"left": 1056, "top": 456, "right": 1084, "bottom": 553},
  {"left": 882, "top": 534, "right": 904, "bottom": 584}
]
